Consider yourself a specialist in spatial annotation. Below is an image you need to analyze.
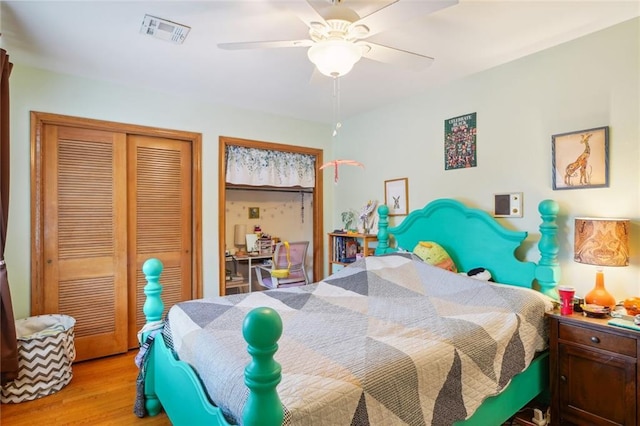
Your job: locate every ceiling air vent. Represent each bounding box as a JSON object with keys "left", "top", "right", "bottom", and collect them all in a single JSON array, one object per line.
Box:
[{"left": 140, "top": 14, "right": 190, "bottom": 44}]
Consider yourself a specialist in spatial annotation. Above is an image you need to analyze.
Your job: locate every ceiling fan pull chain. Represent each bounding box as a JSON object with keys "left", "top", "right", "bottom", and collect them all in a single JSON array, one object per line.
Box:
[{"left": 332, "top": 77, "right": 342, "bottom": 137}]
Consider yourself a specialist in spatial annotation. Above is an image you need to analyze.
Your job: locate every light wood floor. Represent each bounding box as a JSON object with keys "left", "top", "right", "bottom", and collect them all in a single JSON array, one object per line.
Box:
[
  {"left": 0, "top": 350, "right": 544, "bottom": 426},
  {"left": 0, "top": 350, "right": 171, "bottom": 425}
]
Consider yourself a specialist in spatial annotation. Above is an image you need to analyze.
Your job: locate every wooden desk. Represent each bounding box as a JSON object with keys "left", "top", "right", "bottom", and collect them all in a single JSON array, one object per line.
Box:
[{"left": 232, "top": 254, "right": 272, "bottom": 292}]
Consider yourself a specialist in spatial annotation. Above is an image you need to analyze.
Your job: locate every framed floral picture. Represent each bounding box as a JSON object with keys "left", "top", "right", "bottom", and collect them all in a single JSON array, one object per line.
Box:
[
  {"left": 384, "top": 178, "right": 408, "bottom": 216},
  {"left": 552, "top": 126, "right": 609, "bottom": 190}
]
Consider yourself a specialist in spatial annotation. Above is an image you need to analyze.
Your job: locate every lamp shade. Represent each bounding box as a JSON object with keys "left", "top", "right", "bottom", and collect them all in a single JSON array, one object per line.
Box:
[
  {"left": 574, "top": 218, "right": 629, "bottom": 266},
  {"left": 234, "top": 224, "right": 247, "bottom": 246},
  {"left": 307, "top": 40, "right": 363, "bottom": 78}
]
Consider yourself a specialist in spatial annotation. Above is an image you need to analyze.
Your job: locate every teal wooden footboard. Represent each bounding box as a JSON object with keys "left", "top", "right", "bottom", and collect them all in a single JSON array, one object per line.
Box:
[
  {"left": 141, "top": 258, "right": 284, "bottom": 426},
  {"left": 146, "top": 332, "right": 227, "bottom": 424}
]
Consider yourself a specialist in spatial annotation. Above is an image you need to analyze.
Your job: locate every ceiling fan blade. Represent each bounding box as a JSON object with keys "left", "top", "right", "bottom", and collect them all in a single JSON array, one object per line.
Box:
[
  {"left": 218, "top": 39, "right": 313, "bottom": 50},
  {"left": 352, "top": 0, "right": 459, "bottom": 38},
  {"left": 287, "top": 0, "right": 328, "bottom": 31},
  {"left": 359, "top": 41, "right": 434, "bottom": 70}
]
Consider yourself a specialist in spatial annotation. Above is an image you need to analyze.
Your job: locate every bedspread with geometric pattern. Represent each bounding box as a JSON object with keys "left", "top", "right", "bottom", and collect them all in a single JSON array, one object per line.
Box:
[{"left": 166, "top": 254, "right": 553, "bottom": 425}]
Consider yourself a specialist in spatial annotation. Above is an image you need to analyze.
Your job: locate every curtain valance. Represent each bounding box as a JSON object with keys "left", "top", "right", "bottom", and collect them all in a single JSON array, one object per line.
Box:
[{"left": 225, "top": 145, "right": 315, "bottom": 188}]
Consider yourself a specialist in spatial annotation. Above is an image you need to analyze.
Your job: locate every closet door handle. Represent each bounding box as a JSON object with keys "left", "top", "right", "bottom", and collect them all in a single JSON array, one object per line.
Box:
[{"left": 560, "top": 375, "right": 567, "bottom": 382}]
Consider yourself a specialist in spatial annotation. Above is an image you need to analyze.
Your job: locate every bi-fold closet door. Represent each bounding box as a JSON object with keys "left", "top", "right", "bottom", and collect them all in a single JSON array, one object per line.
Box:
[{"left": 34, "top": 121, "right": 194, "bottom": 361}]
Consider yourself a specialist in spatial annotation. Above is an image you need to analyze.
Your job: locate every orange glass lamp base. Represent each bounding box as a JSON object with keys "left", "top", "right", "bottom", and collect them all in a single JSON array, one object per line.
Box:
[{"left": 584, "top": 269, "right": 616, "bottom": 308}]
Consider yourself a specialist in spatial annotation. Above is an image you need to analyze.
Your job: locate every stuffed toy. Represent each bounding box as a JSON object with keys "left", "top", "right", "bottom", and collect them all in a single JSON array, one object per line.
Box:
[
  {"left": 412, "top": 241, "right": 457, "bottom": 272},
  {"left": 462, "top": 267, "right": 493, "bottom": 281}
]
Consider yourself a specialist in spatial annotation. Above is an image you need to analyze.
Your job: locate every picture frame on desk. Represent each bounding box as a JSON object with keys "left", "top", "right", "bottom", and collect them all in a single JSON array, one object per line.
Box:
[{"left": 245, "top": 234, "right": 258, "bottom": 253}]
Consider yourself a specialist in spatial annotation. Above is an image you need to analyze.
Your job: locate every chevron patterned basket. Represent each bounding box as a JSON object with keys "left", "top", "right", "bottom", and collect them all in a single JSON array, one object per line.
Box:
[{"left": 0, "top": 314, "right": 76, "bottom": 403}]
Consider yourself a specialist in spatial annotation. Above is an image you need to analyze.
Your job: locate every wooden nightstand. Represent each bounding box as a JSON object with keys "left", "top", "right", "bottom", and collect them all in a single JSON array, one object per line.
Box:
[{"left": 547, "top": 311, "right": 639, "bottom": 425}]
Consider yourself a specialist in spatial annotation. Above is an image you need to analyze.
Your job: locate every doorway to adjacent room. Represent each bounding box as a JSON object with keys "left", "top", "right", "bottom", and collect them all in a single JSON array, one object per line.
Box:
[{"left": 218, "top": 136, "right": 323, "bottom": 295}]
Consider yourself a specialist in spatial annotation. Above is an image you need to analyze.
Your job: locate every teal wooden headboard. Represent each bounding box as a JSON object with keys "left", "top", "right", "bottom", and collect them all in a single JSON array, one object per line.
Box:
[{"left": 376, "top": 198, "right": 560, "bottom": 299}]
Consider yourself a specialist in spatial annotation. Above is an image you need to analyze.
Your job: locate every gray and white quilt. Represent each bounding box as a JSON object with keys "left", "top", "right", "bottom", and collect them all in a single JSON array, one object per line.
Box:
[{"left": 166, "top": 254, "right": 553, "bottom": 425}]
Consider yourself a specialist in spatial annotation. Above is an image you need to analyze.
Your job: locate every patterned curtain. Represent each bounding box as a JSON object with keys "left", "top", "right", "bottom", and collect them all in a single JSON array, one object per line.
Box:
[
  {"left": 225, "top": 145, "right": 316, "bottom": 188},
  {"left": 0, "top": 48, "right": 18, "bottom": 385}
]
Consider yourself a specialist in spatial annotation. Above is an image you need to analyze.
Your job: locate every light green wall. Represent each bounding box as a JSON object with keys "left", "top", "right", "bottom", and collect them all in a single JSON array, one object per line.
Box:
[
  {"left": 334, "top": 18, "right": 640, "bottom": 300},
  {"left": 7, "top": 66, "right": 333, "bottom": 319},
  {"left": 6, "top": 18, "right": 639, "bottom": 318}
]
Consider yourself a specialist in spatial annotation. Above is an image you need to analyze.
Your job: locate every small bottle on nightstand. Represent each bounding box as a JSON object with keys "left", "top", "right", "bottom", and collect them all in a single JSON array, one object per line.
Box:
[{"left": 572, "top": 297, "right": 584, "bottom": 313}]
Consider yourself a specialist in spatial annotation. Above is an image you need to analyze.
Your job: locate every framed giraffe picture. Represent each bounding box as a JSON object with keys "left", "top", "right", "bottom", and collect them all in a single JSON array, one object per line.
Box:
[{"left": 551, "top": 126, "right": 609, "bottom": 190}]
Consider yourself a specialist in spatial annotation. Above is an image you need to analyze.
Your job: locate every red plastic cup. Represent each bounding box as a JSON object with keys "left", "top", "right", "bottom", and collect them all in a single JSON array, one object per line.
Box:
[{"left": 558, "top": 286, "right": 576, "bottom": 315}]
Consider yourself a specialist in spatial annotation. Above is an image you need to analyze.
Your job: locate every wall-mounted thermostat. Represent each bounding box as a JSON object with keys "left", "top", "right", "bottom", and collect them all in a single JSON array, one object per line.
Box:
[{"left": 494, "top": 193, "right": 523, "bottom": 217}]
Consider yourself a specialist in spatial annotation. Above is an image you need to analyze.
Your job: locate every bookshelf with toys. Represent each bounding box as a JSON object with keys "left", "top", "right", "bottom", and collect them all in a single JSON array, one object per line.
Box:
[{"left": 327, "top": 232, "right": 377, "bottom": 274}]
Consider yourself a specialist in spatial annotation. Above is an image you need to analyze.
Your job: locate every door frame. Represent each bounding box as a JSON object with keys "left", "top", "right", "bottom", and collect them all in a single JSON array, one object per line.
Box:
[
  {"left": 30, "top": 111, "right": 203, "bottom": 313},
  {"left": 218, "top": 136, "right": 323, "bottom": 295}
]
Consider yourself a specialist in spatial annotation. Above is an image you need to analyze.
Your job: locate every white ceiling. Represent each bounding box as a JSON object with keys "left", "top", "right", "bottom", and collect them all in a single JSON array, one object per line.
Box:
[{"left": 1, "top": 1, "right": 639, "bottom": 124}]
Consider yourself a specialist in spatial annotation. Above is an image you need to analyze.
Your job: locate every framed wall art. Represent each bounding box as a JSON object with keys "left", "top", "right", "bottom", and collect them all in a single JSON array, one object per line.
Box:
[
  {"left": 552, "top": 126, "right": 609, "bottom": 190},
  {"left": 248, "top": 207, "right": 260, "bottom": 219},
  {"left": 384, "top": 178, "right": 408, "bottom": 216},
  {"left": 445, "top": 112, "right": 477, "bottom": 170}
]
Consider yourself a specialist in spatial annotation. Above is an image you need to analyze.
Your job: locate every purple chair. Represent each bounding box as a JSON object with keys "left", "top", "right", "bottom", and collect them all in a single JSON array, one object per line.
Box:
[{"left": 255, "top": 241, "right": 310, "bottom": 289}]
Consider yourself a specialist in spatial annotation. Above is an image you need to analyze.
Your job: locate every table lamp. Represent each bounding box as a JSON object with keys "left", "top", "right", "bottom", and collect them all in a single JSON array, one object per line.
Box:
[
  {"left": 574, "top": 217, "right": 629, "bottom": 308},
  {"left": 234, "top": 224, "right": 247, "bottom": 255}
]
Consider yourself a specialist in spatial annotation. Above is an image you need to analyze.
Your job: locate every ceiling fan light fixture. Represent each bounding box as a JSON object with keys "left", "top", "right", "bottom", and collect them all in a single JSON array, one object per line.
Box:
[{"left": 307, "top": 40, "right": 362, "bottom": 78}]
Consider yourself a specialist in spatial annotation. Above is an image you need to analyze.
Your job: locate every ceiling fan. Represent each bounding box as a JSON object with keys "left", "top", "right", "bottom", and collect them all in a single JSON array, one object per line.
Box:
[{"left": 218, "top": 0, "right": 458, "bottom": 78}]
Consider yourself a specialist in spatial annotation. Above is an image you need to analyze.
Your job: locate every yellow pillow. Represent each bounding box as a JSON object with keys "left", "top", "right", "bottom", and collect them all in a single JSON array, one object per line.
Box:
[{"left": 412, "top": 241, "right": 457, "bottom": 273}]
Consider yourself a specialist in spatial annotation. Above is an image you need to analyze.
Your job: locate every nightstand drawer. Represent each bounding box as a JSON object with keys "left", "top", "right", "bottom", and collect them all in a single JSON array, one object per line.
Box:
[{"left": 559, "top": 322, "right": 636, "bottom": 357}]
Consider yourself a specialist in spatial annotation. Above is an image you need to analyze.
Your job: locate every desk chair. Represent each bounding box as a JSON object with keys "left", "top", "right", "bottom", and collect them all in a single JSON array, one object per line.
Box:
[{"left": 255, "top": 241, "right": 310, "bottom": 289}]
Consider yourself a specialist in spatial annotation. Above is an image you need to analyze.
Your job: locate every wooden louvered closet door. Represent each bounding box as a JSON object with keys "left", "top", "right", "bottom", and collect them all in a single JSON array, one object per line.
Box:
[
  {"left": 38, "top": 125, "right": 194, "bottom": 361},
  {"left": 41, "top": 125, "right": 129, "bottom": 361},
  {"left": 127, "top": 135, "right": 192, "bottom": 349}
]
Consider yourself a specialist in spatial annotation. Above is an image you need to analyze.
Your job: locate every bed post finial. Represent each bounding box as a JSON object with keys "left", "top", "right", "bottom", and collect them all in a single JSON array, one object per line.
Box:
[
  {"left": 375, "top": 204, "right": 392, "bottom": 254},
  {"left": 242, "top": 307, "right": 284, "bottom": 426},
  {"left": 536, "top": 200, "right": 560, "bottom": 300},
  {"left": 142, "top": 258, "right": 164, "bottom": 324}
]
